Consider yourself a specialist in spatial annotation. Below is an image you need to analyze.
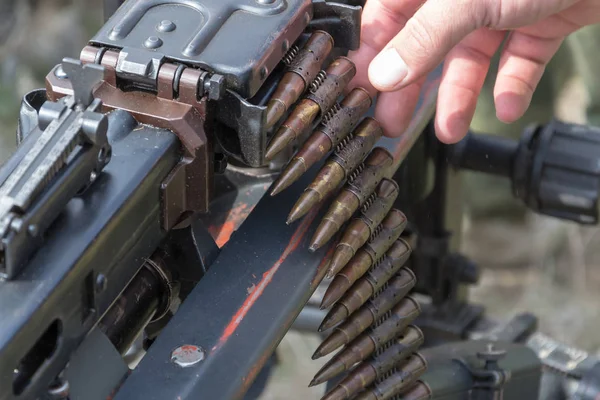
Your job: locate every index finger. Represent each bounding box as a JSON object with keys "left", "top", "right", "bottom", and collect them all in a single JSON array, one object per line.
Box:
[{"left": 347, "top": 0, "right": 424, "bottom": 95}]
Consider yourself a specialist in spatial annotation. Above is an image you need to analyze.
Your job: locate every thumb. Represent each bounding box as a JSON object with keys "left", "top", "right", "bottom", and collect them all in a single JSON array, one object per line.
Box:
[{"left": 368, "top": 0, "right": 491, "bottom": 91}]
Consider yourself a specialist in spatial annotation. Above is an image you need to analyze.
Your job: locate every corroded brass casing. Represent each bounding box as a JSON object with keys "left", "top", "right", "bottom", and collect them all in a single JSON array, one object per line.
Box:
[
  {"left": 314, "top": 295, "right": 420, "bottom": 359},
  {"left": 310, "top": 147, "right": 393, "bottom": 250},
  {"left": 265, "top": 31, "right": 334, "bottom": 128},
  {"left": 355, "top": 353, "right": 428, "bottom": 400},
  {"left": 328, "top": 179, "right": 399, "bottom": 273},
  {"left": 318, "top": 326, "right": 424, "bottom": 399},
  {"left": 266, "top": 57, "right": 356, "bottom": 160},
  {"left": 270, "top": 87, "right": 372, "bottom": 196},
  {"left": 320, "top": 209, "right": 407, "bottom": 307}
]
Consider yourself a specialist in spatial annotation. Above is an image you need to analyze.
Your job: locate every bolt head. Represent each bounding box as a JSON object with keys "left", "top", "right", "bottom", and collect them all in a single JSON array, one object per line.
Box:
[
  {"left": 144, "top": 36, "right": 163, "bottom": 49},
  {"left": 27, "top": 225, "right": 38, "bottom": 237},
  {"left": 95, "top": 274, "right": 108, "bottom": 293},
  {"left": 157, "top": 20, "right": 176, "bottom": 32},
  {"left": 171, "top": 345, "right": 205, "bottom": 367}
]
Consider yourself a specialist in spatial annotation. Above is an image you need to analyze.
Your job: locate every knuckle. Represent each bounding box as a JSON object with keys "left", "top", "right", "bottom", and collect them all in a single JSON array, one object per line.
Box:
[{"left": 404, "top": 14, "right": 440, "bottom": 62}]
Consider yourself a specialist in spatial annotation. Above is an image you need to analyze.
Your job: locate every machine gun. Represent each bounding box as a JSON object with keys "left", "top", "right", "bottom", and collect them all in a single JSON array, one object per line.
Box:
[{"left": 1, "top": 1, "right": 600, "bottom": 399}]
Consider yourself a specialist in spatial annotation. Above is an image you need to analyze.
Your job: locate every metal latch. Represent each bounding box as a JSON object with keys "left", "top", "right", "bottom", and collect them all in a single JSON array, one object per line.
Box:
[{"left": 456, "top": 344, "right": 511, "bottom": 400}]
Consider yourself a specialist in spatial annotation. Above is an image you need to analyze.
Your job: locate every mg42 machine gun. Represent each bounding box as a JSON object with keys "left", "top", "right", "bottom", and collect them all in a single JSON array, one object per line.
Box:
[{"left": 1, "top": 1, "right": 600, "bottom": 399}]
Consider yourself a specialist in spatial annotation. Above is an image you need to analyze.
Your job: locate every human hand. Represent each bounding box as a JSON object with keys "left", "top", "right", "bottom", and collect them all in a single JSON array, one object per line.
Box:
[{"left": 348, "top": 0, "right": 600, "bottom": 143}]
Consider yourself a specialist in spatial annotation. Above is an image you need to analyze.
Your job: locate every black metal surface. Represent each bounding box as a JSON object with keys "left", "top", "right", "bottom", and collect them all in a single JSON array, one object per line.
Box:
[
  {"left": 448, "top": 131, "right": 518, "bottom": 177},
  {"left": 114, "top": 164, "right": 331, "bottom": 400},
  {"left": 0, "top": 109, "right": 180, "bottom": 400},
  {"left": 63, "top": 329, "right": 130, "bottom": 400},
  {"left": 417, "top": 302, "right": 485, "bottom": 347},
  {"left": 98, "top": 267, "right": 162, "bottom": 355},
  {"left": 309, "top": 1, "right": 362, "bottom": 51},
  {"left": 514, "top": 119, "right": 600, "bottom": 224},
  {"left": 420, "top": 340, "right": 542, "bottom": 400},
  {"left": 217, "top": 89, "right": 270, "bottom": 167},
  {"left": 92, "top": 0, "right": 312, "bottom": 98}
]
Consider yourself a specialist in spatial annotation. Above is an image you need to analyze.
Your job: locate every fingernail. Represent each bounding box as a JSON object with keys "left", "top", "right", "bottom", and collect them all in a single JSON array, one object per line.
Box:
[{"left": 369, "top": 48, "right": 409, "bottom": 90}]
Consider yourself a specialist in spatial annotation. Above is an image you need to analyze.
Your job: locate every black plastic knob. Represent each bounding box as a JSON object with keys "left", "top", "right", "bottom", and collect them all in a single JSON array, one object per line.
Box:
[{"left": 513, "top": 120, "right": 600, "bottom": 224}]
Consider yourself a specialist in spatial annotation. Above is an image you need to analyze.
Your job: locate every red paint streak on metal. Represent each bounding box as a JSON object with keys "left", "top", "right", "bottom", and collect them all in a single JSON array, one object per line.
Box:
[
  {"left": 212, "top": 208, "right": 319, "bottom": 351},
  {"left": 240, "top": 347, "right": 274, "bottom": 397},
  {"left": 207, "top": 202, "right": 256, "bottom": 248}
]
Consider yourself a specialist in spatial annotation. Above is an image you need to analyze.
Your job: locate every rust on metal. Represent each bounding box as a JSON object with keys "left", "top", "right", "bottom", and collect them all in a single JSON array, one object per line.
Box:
[
  {"left": 320, "top": 209, "right": 407, "bottom": 307},
  {"left": 317, "top": 326, "right": 424, "bottom": 399},
  {"left": 305, "top": 57, "right": 356, "bottom": 118},
  {"left": 265, "top": 30, "right": 334, "bottom": 128},
  {"left": 286, "top": 158, "right": 345, "bottom": 224},
  {"left": 265, "top": 98, "right": 321, "bottom": 160},
  {"left": 328, "top": 179, "right": 400, "bottom": 275},
  {"left": 354, "top": 353, "right": 428, "bottom": 400},
  {"left": 265, "top": 56, "right": 357, "bottom": 160},
  {"left": 327, "top": 261, "right": 415, "bottom": 331},
  {"left": 313, "top": 301, "right": 421, "bottom": 386},
  {"left": 270, "top": 87, "right": 372, "bottom": 195},
  {"left": 328, "top": 183, "right": 399, "bottom": 276},
  {"left": 287, "top": 118, "right": 384, "bottom": 225},
  {"left": 310, "top": 147, "right": 393, "bottom": 250},
  {"left": 314, "top": 294, "right": 419, "bottom": 359}
]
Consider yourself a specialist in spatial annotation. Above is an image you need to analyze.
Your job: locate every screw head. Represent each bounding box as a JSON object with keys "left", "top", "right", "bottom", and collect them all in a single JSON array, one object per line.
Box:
[
  {"left": 144, "top": 36, "right": 163, "bottom": 49},
  {"left": 157, "top": 20, "right": 176, "bottom": 33},
  {"left": 477, "top": 343, "right": 507, "bottom": 363},
  {"left": 27, "top": 225, "right": 38, "bottom": 237},
  {"left": 55, "top": 65, "right": 68, "bottom": 79},
  {"left": 95, "top": 274, "right": 108, "bottom": 293},
  {"left": 171, "top": 345, "right": 205, "bottom": 367}
]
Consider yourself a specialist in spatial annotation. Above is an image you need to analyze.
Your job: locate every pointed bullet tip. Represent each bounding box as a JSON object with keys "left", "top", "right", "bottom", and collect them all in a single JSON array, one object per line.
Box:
[
  {"left": 266, "top": 125, "right": 296, "bottom": 161},
  {"left": 265, "top": 103, "right": 284, "bottom": 130},
  {"left": 320, "top": 305, "right": 348, "bottom": 332},
  {"left": 320, "top": 277, "right": 348, "bottom": 310},
  {"left": 270, "top": 178, "right": 289, "bottom": 197},
  {"left": 271, "top": 158, "right": 306, "bottom": 196},
  {"left": 310, "top": 219, "right": 339, "bottom": 252},
  {"left": 319, "top": 320, "right": 333, "bottom": 332},
  {"left": 312, "top": 352, "right": 321, "bottom": 360},
  {"left": 308, "top": 379, "right": 318, "bottom": 387},
  {"left": 288, "top": 189, "right": 320, "bottom": 224},
  {"left": 328, "top": 247, "right": 353, "bottom": 277},
  {"left": 264, "top": 146, "right": 277, "bottom": 162}
]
